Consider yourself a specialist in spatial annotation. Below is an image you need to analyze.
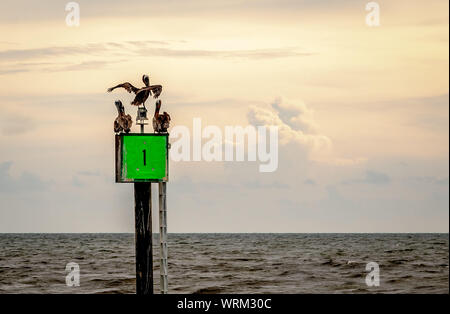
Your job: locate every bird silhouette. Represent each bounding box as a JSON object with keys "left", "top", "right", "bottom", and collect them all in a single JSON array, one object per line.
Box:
[
  {"left": 113, "top": 100, "right": 133, "bottom": 133},
  {"left": 152, "top": 100, "right": 171, "bottom": 133},
  {"left": 107, "top": 75, "right": 162, "bottom": 108}
]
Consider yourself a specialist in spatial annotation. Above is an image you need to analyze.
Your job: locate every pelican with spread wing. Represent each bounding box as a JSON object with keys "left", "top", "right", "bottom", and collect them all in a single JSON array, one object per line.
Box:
[{"left": 107, "top": 75, "right": 162, "bottom": 108}]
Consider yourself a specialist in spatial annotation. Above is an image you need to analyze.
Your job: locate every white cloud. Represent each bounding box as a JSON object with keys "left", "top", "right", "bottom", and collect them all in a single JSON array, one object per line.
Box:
[{"left": 247, "top": 98, "right": 331, "bottom": 153}]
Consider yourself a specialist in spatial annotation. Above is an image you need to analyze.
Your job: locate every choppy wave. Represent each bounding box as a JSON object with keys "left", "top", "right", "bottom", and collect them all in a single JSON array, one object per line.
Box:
[{"left": 0, "top": 233, "right": 448, "bottom": 294}]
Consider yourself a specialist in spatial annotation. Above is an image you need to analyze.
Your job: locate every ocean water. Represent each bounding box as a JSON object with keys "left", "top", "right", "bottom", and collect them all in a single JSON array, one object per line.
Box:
[{"left": 0, "top": 233, "right": 447, "bottom": 294}]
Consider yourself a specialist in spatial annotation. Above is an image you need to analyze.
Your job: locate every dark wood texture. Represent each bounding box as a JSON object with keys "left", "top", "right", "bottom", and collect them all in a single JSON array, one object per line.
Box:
[
  {"left": 134, "top": 182, "right": 153, "bottom": 295},
  {"left": 115, "top": 135, "right": 122, "bottom": 183}
]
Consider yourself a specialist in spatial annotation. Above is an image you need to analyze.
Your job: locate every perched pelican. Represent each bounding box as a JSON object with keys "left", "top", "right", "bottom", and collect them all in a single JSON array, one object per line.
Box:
[
  {"left": 152, "top": 100, "right": 171, "bottom": 133},
  {"left": 107, "top": 75, "right": 162, "bottom": 108},
  {"left": 114, "top": 100, "right": 133, "bottom": 133}
]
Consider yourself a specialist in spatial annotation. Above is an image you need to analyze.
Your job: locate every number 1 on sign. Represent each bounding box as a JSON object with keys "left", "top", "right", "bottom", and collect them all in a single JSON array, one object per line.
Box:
[{"left": 143, "top": 149, "right": 146, "bottom": 166}]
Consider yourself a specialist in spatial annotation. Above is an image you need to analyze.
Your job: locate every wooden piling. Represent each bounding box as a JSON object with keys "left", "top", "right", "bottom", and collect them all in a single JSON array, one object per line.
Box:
[{"left": 134, "top": 182, "right": 153, "bottom": 295}]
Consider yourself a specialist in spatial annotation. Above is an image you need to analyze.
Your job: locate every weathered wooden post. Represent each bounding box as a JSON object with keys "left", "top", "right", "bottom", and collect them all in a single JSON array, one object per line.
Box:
[
  {"left": 134, "top": 181, "right": 153, "bottom": 295},
  {"left": 115, "top": 108, "right": 169, "bottom": 295}
]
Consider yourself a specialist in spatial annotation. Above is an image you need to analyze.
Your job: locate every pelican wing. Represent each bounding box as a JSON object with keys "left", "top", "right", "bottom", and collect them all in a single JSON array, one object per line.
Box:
[
  {"left": 138, "top": 85, "right": 163, "bottom": 99},
  {"left": 107, "top": 82, "right": 139, "bottom": 94}
]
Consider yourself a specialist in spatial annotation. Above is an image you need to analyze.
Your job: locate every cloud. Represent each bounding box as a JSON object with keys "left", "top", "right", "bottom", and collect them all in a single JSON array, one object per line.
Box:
[
  {"left": 0, "top": 41, "right": 160, "bottom": 61},
  {"left": 0, "top": 41, "right": 314, "bottom": 77},
  {"left": 0, "top": 111, "right": 37, "bottom": 135},
  {"left": 317, "top": 157, "right": 368, "bottom": 167},
  {"left": 135, "top": 46, "right": 314, "bottom": 59},
  {"left": 0, "top": 68, "right": 29, "bottom": 75},
  {"left": 408, "top": 94, "right": 449, "bottom": 132},
  {"left": 71, "top": 176, "right": 85, "bottom": 188},
  {"left": 271, "top": 98, "right": 318, "bottom": 133},
  {"left": 0, "top": 161, "right": 49, "bottom": 193},
  {"left": 244, "top": 180, "right": 289, "bottom": 189},
  {"left": 0, "top": 44, "right": 109, "bottom": 61},
  {"left": 77, "top": 170, "right": 102, "bottom": 177},
  {"left": 0, "top": 41, "right": 314, "bottom": 63},
  {"left": 247, "top": 99, "right": 369, "bottom": 168},
  {"left": 247, "top": 98, "right": 331, "bottom": 152},
  {"left": 408, "top": 176, "right": 449, "bottom": 186},
  {"left": 50, "top": 60, "right": 116, "bottom": 72},
  {"left": 342, "top": 170, "right": 391, "bottom": 185},
  {"left": 364, "top": 171, "right": 391, "bottom": 185}
]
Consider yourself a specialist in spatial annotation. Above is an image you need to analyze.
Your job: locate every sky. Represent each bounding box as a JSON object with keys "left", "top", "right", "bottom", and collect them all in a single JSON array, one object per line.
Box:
[{"left": 0, "top": 0, "right": 448, "bottom": 233}]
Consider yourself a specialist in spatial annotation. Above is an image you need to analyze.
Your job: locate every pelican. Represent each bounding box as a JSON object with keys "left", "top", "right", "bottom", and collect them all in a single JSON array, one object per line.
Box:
[
  {"left": 107, "top": 75, "right": 162, "bottom": 108},
  {"left": 152, "top": 100, "right": 171, "bottom": 133},
  {"left": 113, "top": 100, "right": 133, "bottom": 133}
]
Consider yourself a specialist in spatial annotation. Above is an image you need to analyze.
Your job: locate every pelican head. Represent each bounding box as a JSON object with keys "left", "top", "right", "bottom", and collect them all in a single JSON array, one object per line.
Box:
[
  {"left": 142, "top": 74, "right": 150, "bottom": 86},
  {"left": 114, "top": 100, "right": 124, "bottom": 113}
]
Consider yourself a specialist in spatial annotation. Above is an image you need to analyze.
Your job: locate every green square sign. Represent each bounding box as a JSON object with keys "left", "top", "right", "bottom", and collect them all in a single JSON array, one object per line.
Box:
[{"left": 115, "top": 133, "right": 169, "bottom": 182}]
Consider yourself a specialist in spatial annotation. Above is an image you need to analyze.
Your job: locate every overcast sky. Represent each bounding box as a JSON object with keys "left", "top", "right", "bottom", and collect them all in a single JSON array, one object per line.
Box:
[{"left": 0, "top": 0, "right": 448, "bottom": 232}]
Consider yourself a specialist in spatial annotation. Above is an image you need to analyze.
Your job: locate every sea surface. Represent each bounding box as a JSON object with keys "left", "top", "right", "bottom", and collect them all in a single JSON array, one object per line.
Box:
[{"left": 0, "top": 233, "right": 448, "bottom": 294}]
